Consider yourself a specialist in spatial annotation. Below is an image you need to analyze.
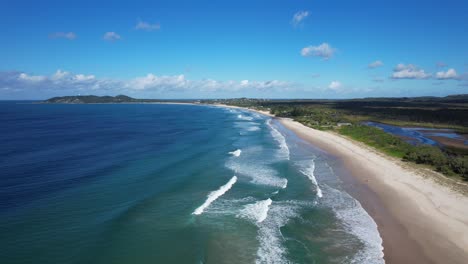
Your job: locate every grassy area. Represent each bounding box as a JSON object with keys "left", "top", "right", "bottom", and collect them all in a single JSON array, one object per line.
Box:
[
  {"left": 338, "top": 125, "right": 412, "bottom": 158},
  {"left": 339, "top": 125, "right": 468, "bottom": 180},
  {"left": 44, "top": 95, "right": 468, "bottom": 181},
  {"left": 211, "top": 96, "right": 468, "bottom": 181}
]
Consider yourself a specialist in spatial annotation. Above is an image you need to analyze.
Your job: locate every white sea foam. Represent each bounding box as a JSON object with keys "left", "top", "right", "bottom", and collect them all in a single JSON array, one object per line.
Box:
[
  {"left": 226, "top": 161, "right": 287, "bottom": 189},
  {"left": 255, "top": 201, "right": 303, "bottom": 264},
  {"left": 192, "top": 176, "right": 237, "bottom": 215},
  {"left": 247, "top": 126, "right": 261, "bottom": 132},
  {"left": 322, "top": 186, "right": 385, "bottom": 264},
  {"left": 337, "top": 192, "right": 384, "bottom": 263},
  {"left": 299, "top": 160, "right": 323, "bottom": 198},
  {"left": 228, "top": 149, "right": 242, "bottom": 157},
  {"left": 281, "top": 179, "right": 288, "bottom": 189},
  {"left": 238, "top": 114, "right": 254, "bottom": 121},
  {"left": 238, "top": 198, "right": 272, "bottom": 223},
  {"left": 267, "top": 119, "right": 290, "bottom": 160},
  {"left": 233, "top": 121, "right": 261, "bottom": 133}
]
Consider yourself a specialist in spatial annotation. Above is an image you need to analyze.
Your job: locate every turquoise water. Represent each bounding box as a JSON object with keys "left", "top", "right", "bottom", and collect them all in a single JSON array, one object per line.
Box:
[{"left": 0, "top": 103, "right": 384, "bottom": 263}]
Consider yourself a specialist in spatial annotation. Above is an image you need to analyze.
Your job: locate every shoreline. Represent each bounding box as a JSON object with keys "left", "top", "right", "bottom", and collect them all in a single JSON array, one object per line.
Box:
[
  {"left": 278, "top": 118, "right": 468, "bottom": 264},
  {"left": 219, "top": 104, "right": 468, "bottom": 263},
  {"left": 43, "top": 102, "right": 467, "bottom": 262}
]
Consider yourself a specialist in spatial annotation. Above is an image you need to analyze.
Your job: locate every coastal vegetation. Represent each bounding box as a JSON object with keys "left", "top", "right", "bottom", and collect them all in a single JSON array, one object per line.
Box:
[
  {"left": 340, "top": 125, "right": 468, "bottom": 180},
  {"left": 212, "top": 95, "right": 468, "bottom": 181},
  {"left": 45, "top": 95, "right": 139, "bottom": 103},
  {"left": 43, "top": 94, "right": 468, "bottom": 181},
  {"left": 43, "top": 95, "right": 198, "bottom": 104}
]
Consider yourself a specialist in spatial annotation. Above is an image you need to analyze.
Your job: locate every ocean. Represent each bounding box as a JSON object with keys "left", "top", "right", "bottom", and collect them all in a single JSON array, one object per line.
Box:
[{"left": 0, "top": 102, "right": 384, "bottom": 264}]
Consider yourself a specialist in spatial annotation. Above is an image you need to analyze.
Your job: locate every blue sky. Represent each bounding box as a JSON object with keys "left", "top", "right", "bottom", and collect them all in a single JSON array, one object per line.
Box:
[{"left": 1, "top": 0, "right": 467, "bottom": 99}]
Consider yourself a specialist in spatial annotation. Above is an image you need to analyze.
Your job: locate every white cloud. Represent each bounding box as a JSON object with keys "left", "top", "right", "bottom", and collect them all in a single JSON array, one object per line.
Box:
[
  {"left": 18, "top": 73, "right": 47, "bottom": 82},
  {"left": 301, "top": 43, "right": 335, "bottom": 60},
  {"left": 435, "top": 68, "right": 458, "bottom": 80},
  {"left": 75, "top": 74, "right": 96, "bottom": 81},
  {"left": 52, "top": 69, "right": 70, "bottom": 80},
  {"left": 130, "top": 74, "right": 188, "bottom": 91},
  {"left": 0, "top": 70, "right": 293, "bottom": 95},
  {"left": 135, "top": 20, "right": 161, "bottom": 31},
  {"left": 328, "top": 81, "right": 342, "bottom": 90},
  {"left": 368, "top": 60, "right": 383, "bottom": 69},
  {"left": 49, "top": 32, "right": 77, "bottom": 40},
  {"left": 391, "top": 64, "right": 431, "bottom": 79},
  {"left": 103, "top": 32, "right": 121, "bottom": 41},
  {"left": 291, "top": 11, "right": 309, "bottom": 27}
]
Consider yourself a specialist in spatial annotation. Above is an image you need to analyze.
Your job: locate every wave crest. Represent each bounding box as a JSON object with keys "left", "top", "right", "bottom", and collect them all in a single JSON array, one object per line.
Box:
[
  {"left": 192, "top": 176, "right": 237, "bottom": 215},
  {"left": 229, "top": 149, "right": 242, "bottom": 157},
  {"left": 299, "top": 160, "right": 323, "bottom": 198},
  {"left": 237, "top": 198, "right": 272, "bottom": 223},
  {"left": 267, "top": 120, "right": 290, "bottom": 160}
]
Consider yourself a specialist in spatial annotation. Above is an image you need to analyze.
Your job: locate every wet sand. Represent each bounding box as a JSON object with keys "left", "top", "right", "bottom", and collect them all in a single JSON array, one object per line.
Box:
[
  {"left": 192, "top": 103, "right": 468, "bottom": 263},
  {"left": 279, "top": 118, "right": 468, "bottom": 264}
]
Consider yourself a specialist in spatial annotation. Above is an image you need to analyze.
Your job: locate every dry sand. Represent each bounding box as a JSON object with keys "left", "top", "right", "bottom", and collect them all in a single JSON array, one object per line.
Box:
[
  {"left": 176, "top": 103, "right": 468, "bottom": 263},
  {"left": 279, "top": 117, "right": 468, "bottom": 264}
]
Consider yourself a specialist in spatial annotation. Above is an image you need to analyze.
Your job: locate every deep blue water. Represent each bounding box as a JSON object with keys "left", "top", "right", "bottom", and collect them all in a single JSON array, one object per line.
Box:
[{"left": 0, "top": 102, "right": 384, "bottom": 264}]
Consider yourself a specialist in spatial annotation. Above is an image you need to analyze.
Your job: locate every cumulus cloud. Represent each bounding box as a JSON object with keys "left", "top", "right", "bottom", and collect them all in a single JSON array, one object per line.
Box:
[
  {"left": 49, "top": 32, "right": 77, "bottom": 40},
  {"left": 135, "top": 20, "right": 160, "bottom": 31},
  {"left": 103, "top": 32, "right": 121, "bottom": 41},
  {"left": 391, "top": 64, "right": 431, "bottom": 79},
  {"left": 0, "top": 70, "right": 293, "bottom": 96},
  {"left": 18, "top": 73, "right": 47, "bottom": 82},
  {"left": 435, "top": 68, "right": 458, "bottom": 80},
  {"left": 291, "top": 11, "right": 309, "bottom": 27},
  {"left": 368, "top": 60, "right": 383, "bottom": 69},
  {"left": 301, "top": 43, "right": 335, "bottom": 60},
  {"left": 328, "top": 81, "right": 342, "bottom": 91},
  {"left": 129, "top": 74, "right": 188, "bottom": 91}
]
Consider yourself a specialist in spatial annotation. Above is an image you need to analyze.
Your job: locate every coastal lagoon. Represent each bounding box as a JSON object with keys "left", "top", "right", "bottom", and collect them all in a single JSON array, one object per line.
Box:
[
  {"left": 0, "top": 102, "right": 384, "bottom": 264},
  {"left": 364, "top": 121, "right": 468, "bottom": 148}
]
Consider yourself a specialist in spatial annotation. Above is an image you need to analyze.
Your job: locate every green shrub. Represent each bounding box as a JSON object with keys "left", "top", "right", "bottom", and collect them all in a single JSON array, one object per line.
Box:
[
  {"left": 403, "top": 145, "right": 448, "bottom": 167},
  {"left": 450, "top": 156, "right": 468, "bottom": 180}
]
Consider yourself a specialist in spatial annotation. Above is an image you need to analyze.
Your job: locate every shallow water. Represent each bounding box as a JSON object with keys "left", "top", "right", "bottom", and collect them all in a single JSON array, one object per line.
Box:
[
  {"left": 0, "top": 102, "right": 384, "bottom": 263},
  {"left": 364, "top": 121, "right": 467, "bottom": 146}
]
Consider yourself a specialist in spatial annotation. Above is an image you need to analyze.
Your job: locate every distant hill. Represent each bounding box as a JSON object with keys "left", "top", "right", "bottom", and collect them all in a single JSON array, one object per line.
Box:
[
  {"left": 43, "top": 94, "right": 468, "bottom": 104},
  {"left": 44, "top": 95, "right": 142, "bottom": 104}
]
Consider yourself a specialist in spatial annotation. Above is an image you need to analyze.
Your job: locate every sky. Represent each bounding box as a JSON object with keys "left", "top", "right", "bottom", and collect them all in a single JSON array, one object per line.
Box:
[{"left": 1, "top": 0, "right": 468, "bottom": 99}]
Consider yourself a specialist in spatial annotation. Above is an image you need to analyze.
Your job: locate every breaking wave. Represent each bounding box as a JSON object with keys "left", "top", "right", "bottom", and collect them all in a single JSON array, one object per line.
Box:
[
  {"left": 226, "top": 161, "right": 288, "bottom": 189},
  {"left": 229, "top": 149, "right": 242, "bottom": 157},
  {"left": 321, "top": 186, "right": 385, "bottom": 264},
  {"left": 192, "top": 176, "right": 238, "bottom": 215},
  {"left": 237, "top": 198, "right": 272, "bottom": 223},
  {"left": 238, "top": 114, "right": 254, "bottom": 121},
  {"left": 267, "top": 119, "right": 290, "bottom": 160},
  {"left": 255, "top": 201, "right": 305, "bottom": 264},
  {"left": 299, "top": 160, "right": 323, "bottom": 198}
]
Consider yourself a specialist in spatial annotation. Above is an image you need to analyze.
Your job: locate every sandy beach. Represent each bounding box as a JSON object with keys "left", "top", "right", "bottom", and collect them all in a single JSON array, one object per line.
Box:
[
  {"left": 278, "top": 117, "right": 468, "bottom": 264},
  {"left": 190, "top": 103, "right": 468, "bottom": 263},
  {"left": 221, "top": 104, "right": 468, "bottom": 263}
]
